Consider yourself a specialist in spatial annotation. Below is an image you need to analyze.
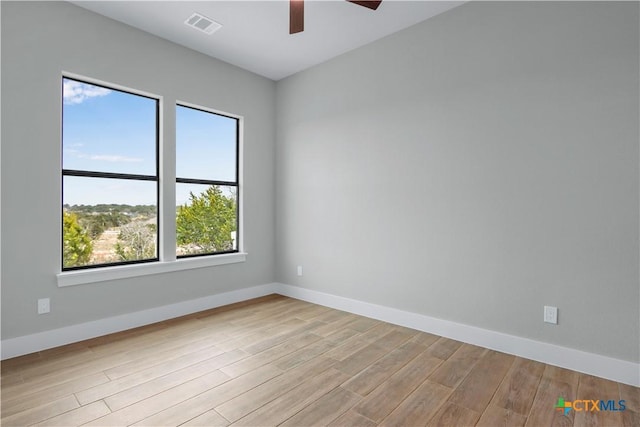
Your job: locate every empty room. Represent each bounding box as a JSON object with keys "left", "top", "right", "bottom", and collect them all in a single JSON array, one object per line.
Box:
[{"left": 1, "top": 1, "right": 638, "bottom": 426}]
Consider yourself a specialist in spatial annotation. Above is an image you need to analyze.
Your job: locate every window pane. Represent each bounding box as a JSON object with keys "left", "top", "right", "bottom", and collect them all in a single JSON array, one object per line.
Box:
[
  {"left": 62, "top": 78, "right": 157, "bottom": 176},
  {"left": 176, "top": 105, "right": 237, "bottom": 182},
  {"left": 176, "top": 183, "right": 238, "bottom": 256},
  {"left": 63, "top": 176, "right": 157, "bottom": 268}
]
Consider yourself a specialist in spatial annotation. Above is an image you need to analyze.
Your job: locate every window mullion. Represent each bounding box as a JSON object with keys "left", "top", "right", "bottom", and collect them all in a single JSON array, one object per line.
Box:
[{"left": 160, "top": 98, "right": 176, "bottom": 262}]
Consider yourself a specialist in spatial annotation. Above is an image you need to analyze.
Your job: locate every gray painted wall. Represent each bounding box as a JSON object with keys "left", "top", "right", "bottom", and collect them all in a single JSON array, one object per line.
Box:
[
  {"left": 1, "top": 2, "right": 276, "bottom": 339},
  {"left": 276, "top": 2, "right": 639, "bottom": 362}
]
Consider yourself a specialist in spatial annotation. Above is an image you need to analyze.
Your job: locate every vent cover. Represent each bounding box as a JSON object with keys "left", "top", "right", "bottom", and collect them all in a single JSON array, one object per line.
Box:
[{"left": 185, "top": 13, "right": 222, "bottom": 35}]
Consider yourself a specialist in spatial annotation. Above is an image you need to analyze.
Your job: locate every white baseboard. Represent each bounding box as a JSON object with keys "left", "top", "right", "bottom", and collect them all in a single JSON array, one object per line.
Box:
[
  {"left": 273, "top": 283, "right": 640, "bottom": 387},
  {"left": 0, "top": 283, "right": 278, "bottom": 360},
  {"left": 2, "top": 281, "right": 638, "bottom": 387}
]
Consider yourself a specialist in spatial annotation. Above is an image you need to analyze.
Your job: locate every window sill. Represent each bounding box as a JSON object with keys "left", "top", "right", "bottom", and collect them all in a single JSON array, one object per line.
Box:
[{"left": 57, "top": 252, "right": 247, "bottom": 287}]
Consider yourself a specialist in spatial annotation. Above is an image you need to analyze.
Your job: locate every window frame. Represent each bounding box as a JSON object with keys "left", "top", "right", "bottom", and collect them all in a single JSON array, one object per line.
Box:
[
  {"left": 57, "top": 74, "right": 246, "bottom": 286},
  {"left": 175, "top": 102, "right": 241, "bottom": 259},
  {"left": 61, "top": 76, "right": 161, "bottom": 271}
]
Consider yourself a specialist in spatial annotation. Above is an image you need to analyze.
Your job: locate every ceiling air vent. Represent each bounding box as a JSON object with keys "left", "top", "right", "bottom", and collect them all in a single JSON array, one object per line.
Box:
[{"left": 184, "top": 13, "right": 222, "bottom": 35}]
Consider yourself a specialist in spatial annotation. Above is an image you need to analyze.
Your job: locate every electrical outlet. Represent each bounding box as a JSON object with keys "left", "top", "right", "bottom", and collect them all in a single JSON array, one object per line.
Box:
[
  {"left": 544, "top": 305, "right": 557, "bottom": 324},
  {"left": 297, "top": 265, "right": 303, "bottom": 276},
  {"left": 38, "top": 298, "right": 50, "bottom": 314}
]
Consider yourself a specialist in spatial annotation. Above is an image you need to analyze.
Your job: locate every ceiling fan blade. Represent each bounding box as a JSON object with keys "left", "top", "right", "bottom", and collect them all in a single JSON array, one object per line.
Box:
[
  {"left": 290, "top": 0, "right": 304, "bottom": 34},
  {"left": 347, "top": 0, "right": 382, "bottom": 10}
]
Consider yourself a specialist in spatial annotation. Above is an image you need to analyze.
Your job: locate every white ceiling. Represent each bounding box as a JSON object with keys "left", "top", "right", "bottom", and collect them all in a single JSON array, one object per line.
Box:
[{"left": 71, "top": 0, "right": 465, "bottom": 81}]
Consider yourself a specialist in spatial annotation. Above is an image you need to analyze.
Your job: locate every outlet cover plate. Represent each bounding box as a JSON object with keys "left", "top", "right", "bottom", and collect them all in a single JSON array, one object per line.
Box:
[
  {"left": 38, "top": 298, "right": 50, "bottom": 314},
  {"left": 544, "top": 305, "right": 557, "bottom": 324}
]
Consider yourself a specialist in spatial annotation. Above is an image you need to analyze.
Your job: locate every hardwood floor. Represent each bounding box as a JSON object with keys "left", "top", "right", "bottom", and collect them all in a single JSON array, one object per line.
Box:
[{"left": 1, "top": 295, "right": 637, "bottom": 426}]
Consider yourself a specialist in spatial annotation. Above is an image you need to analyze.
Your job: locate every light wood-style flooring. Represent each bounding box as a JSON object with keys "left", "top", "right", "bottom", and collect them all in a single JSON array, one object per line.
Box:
[{"left": 1, "top": 295, "right": 638, "bottom": 426}]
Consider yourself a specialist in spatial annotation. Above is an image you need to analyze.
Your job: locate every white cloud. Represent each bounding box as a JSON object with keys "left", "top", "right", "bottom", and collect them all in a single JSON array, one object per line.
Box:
[
  {"left": 65, "top": 148, "right": 144, "bottom": 163},
  {"left": 63, "top": 80, "right": 111, "bottom": 105},
  {"left": 86, "top": 154, "right": 143, "bottom": 163}
]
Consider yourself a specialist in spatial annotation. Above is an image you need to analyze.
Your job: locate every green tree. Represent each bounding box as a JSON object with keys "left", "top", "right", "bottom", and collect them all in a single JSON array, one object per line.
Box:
[
  {"left": 63, "top": 211, "right": 93, "bottom": 268},
  {"left": 115, "top": 222, "right": 156, "bottom": 261},
  {"left": 176, "top": 186, "right": 237, "bottom": 254}
]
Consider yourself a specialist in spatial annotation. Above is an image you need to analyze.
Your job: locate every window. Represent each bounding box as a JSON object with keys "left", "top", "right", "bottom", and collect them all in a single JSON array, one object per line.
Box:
[
  {"left": 59, "top": 75, "right": 244, "bottom": 282},
  {"left": 176, "top": 104, "right": 239, "bottom": 257},
  {"left": 62, "top": 77, "right": 159, "bottom": 270}
]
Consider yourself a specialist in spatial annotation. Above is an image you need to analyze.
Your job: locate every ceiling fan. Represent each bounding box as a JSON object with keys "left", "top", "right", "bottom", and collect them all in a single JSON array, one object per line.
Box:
[{"left": 290, "top": 0, "right": 382, "bottom": 34}]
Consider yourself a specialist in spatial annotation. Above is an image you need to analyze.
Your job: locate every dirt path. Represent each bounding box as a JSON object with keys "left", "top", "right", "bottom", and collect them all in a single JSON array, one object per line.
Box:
[{"left": 90, "top": 227, "right": 120, "bottom": 264}]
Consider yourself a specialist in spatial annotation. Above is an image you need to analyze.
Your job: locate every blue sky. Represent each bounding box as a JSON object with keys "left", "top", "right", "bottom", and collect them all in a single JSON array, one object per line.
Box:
[{"left": 62, "top": 78, "right": 237, "bottom": 206}]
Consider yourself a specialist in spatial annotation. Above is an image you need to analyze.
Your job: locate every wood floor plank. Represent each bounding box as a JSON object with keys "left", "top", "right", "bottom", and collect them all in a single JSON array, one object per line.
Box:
[
  {"left": 86, "top": 324, "right": 173, "bottom": 356},
  {"left": 196, "top": 301, "right": 291, "bottom": 330},
  {"left": 85, "top": 369, "right": 230, "bottom": 426},
  {"left": 13, "top": 349, "right": 96, "bottom": 381},
  {"left": 573, "top": 374, "right": 626, "bottom": 427},
  {"left": 427, "top": 401, "right": 481, "bottom": 427},
  {"left": 619, "top": 382, "right": 640, "bottom": 412},
  {"left": 328, "top": 410, "right": 377, "bottom": 427},
  {"left": 104, "top": 353, "right": 234, "bottom": 411},
  {"left": 231, "top": 368, "right": 348, "bottom": 426},
  {"left": 1, "top": 351, "right": 134, "bottom": 399},
  {"left": 524, "top": 376, "right": 576, "bottom": 427},
  {"left": 621, "top": 410, "right": 640, "bottom": 427},
  {"left": 310, "top": 313, "right": 359, "bottom": 337},
  {"left": 243, "top": 319, "right": 325, "bottom": 355},
  {"left": 477, "top": 404, "right": 527, "bottom": 427},
  {"left": 313, "top": 309, "right": 354, "bottom": 324},
  {"left": 1, "top": 371, "right": 108, "bottom": 417},
  {"left": 216, "top": 356, "right": 336, "bottom": 423},
  {"left": 273, "top": 337, "right": 338, "bottom": 370},
  {"left": 379, "top": 380, "right": 452, "bottom": 427},
  {"left": 182, "top": 409, "right": 230, "bottom": 426},
  {"left": 217, "top": 318, "right": 306, "bottom": 352},
  {"left": 334, "top": 343, "right": 389, "bottom": 376},
  {"left": 373, "top": 329, "right": 414, "bottom": 351},
  {"left": 346, "top": 316, "right": 381, "bottom": 333},
  {"left": 352, "top": 351, "right": 443, "bottom": 422},
  {"left": 490, "top": 357, "right": 545, "bottom": 415},
  {"left": 323, "top": 337, "right": 370, "bottom": 361},
  {"left": 219, "top": 302, "right": 290, "bottom": 326},
  {"left": 76, "top": 348, "right": 246, "bottom": 406},
  {"left": 388, "top": 324, "right": 421, "bottom": 338},
  {"left": 32, "top": 400, "right": 111, "bottom": 427},
  {"left": 357, "top": 323, "right": 398, "bottom": 342},
  {"left": 280, "top": 387, "right": 362, "bottom": 427},
  {"left": 429, "top": 343, "right": 488, "bottom": 388},
  {"left": 0, "top": 395, "right": 79, "bottom": 427},
  {"left": 342, "top": 340, "right": 426, "bottom": 396},
  {"left": 543, "top": 364, "right": 580, "bottom": 387},
  {"left": 219, "top": 332, "right": 321, "bottom": 377},
  {"left": 200, "top": 299, "right": 285, "bottom": 323},
  {"left": 1, "top": 352, "right": 44, "bottom": 374},
  {"left": 245, "top": 300, "right": 321, "bottom": 324},
  {"left": 290, "top": 303, "right": 331, "bottom": 321},
  {"left": 409, "top": 331, "right": 441, "bottom": 347},
  {"left": 0, "top": 372, "right": 23, "bottom": 387},
  {"left": 425, "top": 337, "right": 463, "bottom": 360},
  {"left": 104, "top": 340, "right": 224, "bottom": 380},
  {"left": 156, "top": 318, "right": 214, "bottom": 340},
  {"left": 448, "top": 350, "right": 515, "bottom": 413},
  {"left": 134, "top": 364, "right": 283, "bottom": 426},
  {"left": 322, "top": 327, "right": 361, "bottom": 344}
]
